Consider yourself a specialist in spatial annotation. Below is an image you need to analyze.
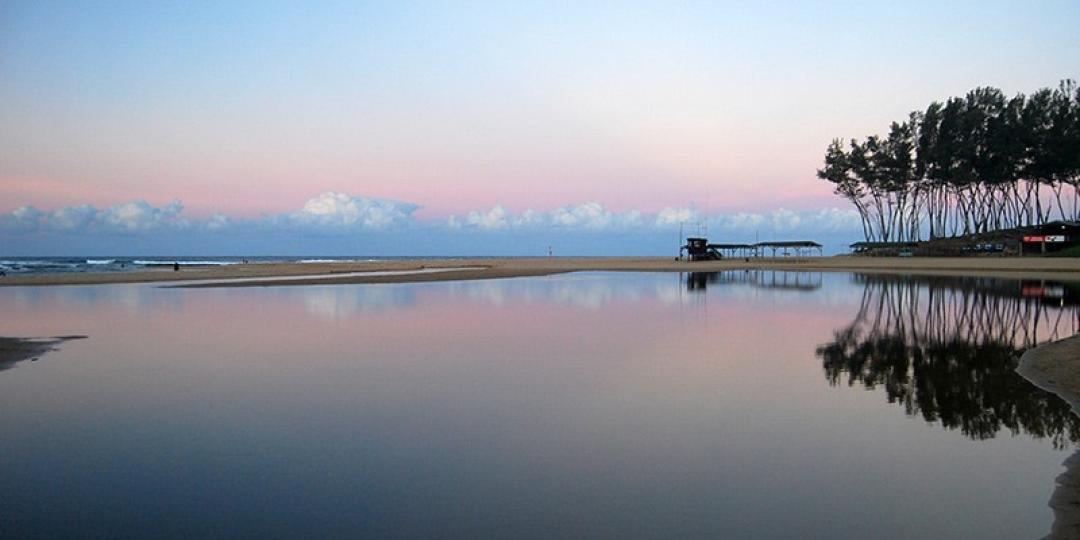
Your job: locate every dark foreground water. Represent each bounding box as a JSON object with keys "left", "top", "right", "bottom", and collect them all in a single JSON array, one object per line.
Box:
[{"left": 1, "top": 272, "right": 1078, "bottom": 539}]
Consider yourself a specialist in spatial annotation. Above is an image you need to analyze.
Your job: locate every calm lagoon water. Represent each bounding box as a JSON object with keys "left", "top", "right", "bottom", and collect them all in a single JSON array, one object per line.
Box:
[{"left": 1, "top": 272, "right": 1078, "bottom": 539}]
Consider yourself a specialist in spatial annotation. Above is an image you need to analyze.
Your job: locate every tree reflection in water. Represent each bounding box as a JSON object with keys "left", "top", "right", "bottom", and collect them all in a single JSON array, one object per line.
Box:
[{"left": 816, "top": 275, "right": 1080, "bottom": 448}]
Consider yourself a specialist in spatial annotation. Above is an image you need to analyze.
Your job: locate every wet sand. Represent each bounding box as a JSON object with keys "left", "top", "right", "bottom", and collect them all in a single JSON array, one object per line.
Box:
[
  {"left": 2, "top": 256, "right": 1079, "bottom": 287},
  {"left": 1017, "top": 336, "right": 1080, "bottom": 540},
  {"left": 0, "top": 336, "right": 86, "bottom": 372},
  {"left": 1019, "top": 336, "right": 1080, "bottom": 416}
]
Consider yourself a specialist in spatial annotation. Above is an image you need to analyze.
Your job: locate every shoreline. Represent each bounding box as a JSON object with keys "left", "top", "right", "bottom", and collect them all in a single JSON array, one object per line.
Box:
[
  {"left": 1018, "top": 336, "right": 1080, "bottom": 416},
  {"left": 1016, "top": 336, "right": 1080, "bottom": 540},
  {"left": 1, "top": 256, "right": 1079, "bottom": 287},
  {"left": 0, "top": 336, "right": 87, "bottom": 372}
]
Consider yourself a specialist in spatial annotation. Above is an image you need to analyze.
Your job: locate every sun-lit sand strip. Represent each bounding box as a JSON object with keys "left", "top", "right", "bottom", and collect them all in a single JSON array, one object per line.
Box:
[{"left": 164, "top": 266, "right": 486, "bottom": 287}]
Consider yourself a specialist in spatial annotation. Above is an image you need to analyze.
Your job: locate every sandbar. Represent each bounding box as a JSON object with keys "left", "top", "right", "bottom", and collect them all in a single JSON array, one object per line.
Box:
[
  {"left": 1017, "top": 336, "right": 1080, "bottom": 540},
  {"left": 0, "top": 336, "right": 87, "bottom": 372},
  {"left": 1, "top": 256, "right": 1079, "bottom": 287}
]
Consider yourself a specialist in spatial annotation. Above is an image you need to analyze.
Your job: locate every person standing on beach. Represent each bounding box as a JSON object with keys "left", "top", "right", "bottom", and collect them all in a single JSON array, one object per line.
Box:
[{"left": 173, "top": 262, "right": 179, "bottom": 271}]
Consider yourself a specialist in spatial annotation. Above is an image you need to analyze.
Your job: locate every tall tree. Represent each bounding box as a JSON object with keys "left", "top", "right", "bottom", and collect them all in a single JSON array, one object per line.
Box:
[{"left": 820, "top": 80, "right": 1080, "bottom": 244}]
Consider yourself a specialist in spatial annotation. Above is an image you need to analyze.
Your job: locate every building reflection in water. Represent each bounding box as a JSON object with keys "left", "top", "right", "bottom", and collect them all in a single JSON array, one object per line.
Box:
[
  {"left": 685, "top": 270, "right": 823, "bottom": 293},
  {"left": 816, "top": 274, "right": 1080, "bottom": 447}
]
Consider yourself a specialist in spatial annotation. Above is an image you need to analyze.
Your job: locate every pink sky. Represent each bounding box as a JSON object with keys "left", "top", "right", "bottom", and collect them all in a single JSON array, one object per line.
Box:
[{"left": 1, "top": 1, "right": 1075, "bottom": 225}]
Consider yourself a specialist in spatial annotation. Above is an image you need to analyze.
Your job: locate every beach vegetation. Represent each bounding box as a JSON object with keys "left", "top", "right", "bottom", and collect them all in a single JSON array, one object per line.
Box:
[{"left": 819, "top": 80, "right": 1080, "bottom": 242}]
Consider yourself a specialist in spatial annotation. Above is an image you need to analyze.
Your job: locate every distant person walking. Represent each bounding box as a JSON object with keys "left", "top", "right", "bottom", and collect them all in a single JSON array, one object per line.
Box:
[{"left": 173, "top": 262, "right": 180, "bottom": 271}]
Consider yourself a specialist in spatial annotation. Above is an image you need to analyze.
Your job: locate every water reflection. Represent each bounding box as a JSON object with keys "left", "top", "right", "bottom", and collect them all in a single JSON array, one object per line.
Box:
[
  {"left": 817, "top": 275, "right": 1080, "bottom": 447},
  {"left": 8, "top": 283, "right": 187, "bottom": 312},
  {"left": 1, "top": 272, "right": 1075, "bottom": 538},
  {"left": 287, "top": 275, "right": 658, "bottom": 317},
  {"left": 6, "top": 272, "right": 838, "bottom": 323},
  {"left": 0, "top": 336, "right": 86, "bottom": 372},
  {"left": 685, "top": 270, "right": 823, "bottom": 292},
  {"left": 289, "top": 284, "right": 419, "bottom": 319}
]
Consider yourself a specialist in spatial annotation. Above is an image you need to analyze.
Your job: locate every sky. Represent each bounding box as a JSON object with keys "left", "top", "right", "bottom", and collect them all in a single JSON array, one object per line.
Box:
[{"left": 1, "top": 0, "right": 1078, "bottom": 255}]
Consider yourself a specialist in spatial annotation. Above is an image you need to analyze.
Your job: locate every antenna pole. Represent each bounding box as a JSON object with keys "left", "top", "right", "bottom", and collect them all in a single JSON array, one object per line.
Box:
[{"left": 678, "top": 222, "right": 684, "bottom": 259}]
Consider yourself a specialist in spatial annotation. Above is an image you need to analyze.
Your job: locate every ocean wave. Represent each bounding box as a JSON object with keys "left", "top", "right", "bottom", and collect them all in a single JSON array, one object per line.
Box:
[
  {"left": 132, "top": 260, "right": 239, "bottom": 266},
  {"left": 0, "top": 260, "right": 80, "bottom": 268},
  {"left": 86, "top": 259, "right": 116, "bottom": 265}
]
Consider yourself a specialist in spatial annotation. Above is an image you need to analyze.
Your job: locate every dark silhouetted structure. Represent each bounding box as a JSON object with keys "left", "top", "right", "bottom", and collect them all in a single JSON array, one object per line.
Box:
[{"left": 682, "top": 238, "right": 823, "bottom": 260}]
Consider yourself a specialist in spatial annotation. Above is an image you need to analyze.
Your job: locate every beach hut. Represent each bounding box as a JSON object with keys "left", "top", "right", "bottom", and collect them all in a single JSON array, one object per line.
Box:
[{"left": 681, "top": 237, "right": 722, "bottom": 261}]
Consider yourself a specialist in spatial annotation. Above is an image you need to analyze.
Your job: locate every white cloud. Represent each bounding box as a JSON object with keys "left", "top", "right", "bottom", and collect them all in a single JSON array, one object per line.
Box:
[
  {"left": 290, "top": 192, "right": 416, "bottom": 229},
  {"left": 770, "top": 208, "right": 802, "bottom": 231},
  {"left": 551, "top": 202, "right": 606, "bottom": 228},
  {"left": 449, "top": 203, "right": 641, "bottom": 231},
  {"left": 49, "top": 204, "right": 97, "bottom": 231},
  {"left": 715, "top": 212, "right": 766, "bottom": 231},
  {"left": 466, "top": 205, "right": 509, "bottom": 230},
  {"left": 549, "top": 202, "right": 639, "bottom": 230},
  {"left": 513, "top": 209, "right": 542, "bottom": 228},
  {"left": 100, "top": 199, "right": 186, "bottom": 232},
  {"left": 205, "top": 213, "right": 231, "bottom": 231},
  {"left": 655, "top": 207, "right": 700, "bottom": 227},
  {"left": 12, "top": 206, "right": 42, "bottom": 221},
  {"left": 1, "top": 206, "right": 44, "bottom": 233},
  {"left": 704, "top": 207, "right": 860, "bottom": 235},
  {"left": 806, "top": 207, "right": 862, "bottom": 232}
]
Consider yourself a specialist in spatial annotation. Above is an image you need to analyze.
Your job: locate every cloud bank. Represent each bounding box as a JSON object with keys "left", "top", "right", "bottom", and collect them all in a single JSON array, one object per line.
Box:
[
  {"left": 2, "top": 200, "right": 188, "bottom": 233},
  {"left": 2, "top": 193, "right": 418, "bottom": 235},
  {"left": 4, "top": 193, "right": 861, "bottom": 237},
  {"left": 442, "top": 203, "right": 860, "bottom": 236},
  {"left": 1, "top": 192, "right": 864, "bottom": 255}
]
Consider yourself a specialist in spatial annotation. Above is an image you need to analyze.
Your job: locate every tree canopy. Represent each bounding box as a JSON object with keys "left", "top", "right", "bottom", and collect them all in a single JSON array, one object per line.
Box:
[{"left": 818, "top": 81, "right": 1080, "bottom": 242}]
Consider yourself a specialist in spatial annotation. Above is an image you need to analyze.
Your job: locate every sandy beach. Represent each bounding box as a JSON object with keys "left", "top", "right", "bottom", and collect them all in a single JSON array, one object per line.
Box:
[
  {"left": 1017, "top": 336, "right": 1080, "bottom": 540},
  {"left": 1019, "top": 336, "right": 1080, "bottom": 417},
  {"left": 2, "top": 256, "right": 1080, "bottom": 287}
]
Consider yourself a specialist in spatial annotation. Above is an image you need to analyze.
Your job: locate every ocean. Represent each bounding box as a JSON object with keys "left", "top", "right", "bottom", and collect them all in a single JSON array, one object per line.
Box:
[{"left": 0, "top": 256, "right": 476, "bottom": 275}]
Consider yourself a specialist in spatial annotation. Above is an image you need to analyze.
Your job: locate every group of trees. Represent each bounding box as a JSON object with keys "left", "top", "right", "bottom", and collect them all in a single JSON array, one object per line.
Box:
[{"left": 818, "top": 81, "right": 1080, "bottom": 242}]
